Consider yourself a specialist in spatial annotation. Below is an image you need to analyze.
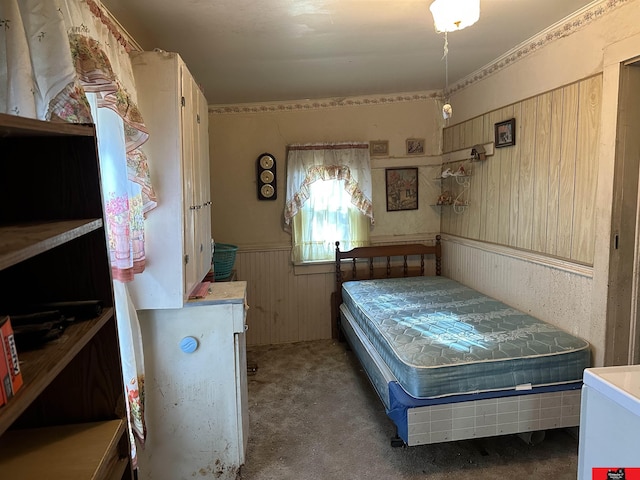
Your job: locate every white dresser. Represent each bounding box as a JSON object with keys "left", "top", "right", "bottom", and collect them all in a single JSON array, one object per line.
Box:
[
  {"left": 577, "top": 365, "right": 640, "bottom": 479},
  {"left": 137, "top": 282, "right": 249, "bottom": 480}
]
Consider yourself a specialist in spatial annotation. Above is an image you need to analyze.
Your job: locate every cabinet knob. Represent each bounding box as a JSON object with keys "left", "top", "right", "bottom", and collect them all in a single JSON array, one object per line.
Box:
[{"left": 180, "top": 336, "right": 199, "bottom": 353}]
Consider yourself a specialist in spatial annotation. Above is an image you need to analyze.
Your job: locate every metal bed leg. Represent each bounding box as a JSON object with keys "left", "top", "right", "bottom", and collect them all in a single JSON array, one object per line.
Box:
[
  {"left": 517, "top": 430, "right": 546, "bottom": 445},
  {"left": 390, "top": 429, "right": 406, "bottom": 448}
]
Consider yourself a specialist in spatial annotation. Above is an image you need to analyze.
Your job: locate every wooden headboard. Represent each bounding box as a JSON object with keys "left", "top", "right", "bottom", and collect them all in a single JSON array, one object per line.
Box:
[{"left": 331, "top": 235, "right": 441, "bottom": 337}]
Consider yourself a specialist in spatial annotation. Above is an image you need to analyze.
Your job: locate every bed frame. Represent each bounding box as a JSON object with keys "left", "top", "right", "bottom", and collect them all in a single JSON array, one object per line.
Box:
[
  {"left": 333, "top": 236, "right": 441, "bottom": 337},
  {"left": 333, "top": 238, "right": 582, "bottom": 447}
]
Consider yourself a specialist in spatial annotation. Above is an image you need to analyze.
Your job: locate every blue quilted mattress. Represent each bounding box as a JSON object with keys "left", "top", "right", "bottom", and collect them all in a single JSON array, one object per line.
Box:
[{"left": 341, "top": 276, "right": 590, "bottom": 398}]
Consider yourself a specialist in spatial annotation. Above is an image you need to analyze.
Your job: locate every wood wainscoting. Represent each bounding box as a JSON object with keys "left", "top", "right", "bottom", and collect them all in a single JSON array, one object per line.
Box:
[{"left": 234, "top": 246, "right": 335, "bottom": 346}]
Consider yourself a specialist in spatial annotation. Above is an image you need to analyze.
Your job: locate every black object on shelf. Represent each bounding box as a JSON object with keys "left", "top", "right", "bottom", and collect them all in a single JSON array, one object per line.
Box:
[{"left": 38, "top": 300, "right": 103, "bottom": 320}]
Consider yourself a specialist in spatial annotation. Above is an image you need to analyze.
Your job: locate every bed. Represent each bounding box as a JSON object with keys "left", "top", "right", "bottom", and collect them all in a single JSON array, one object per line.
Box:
[{"left": 334, "top": 236, "right": 590, "bottom": 447}]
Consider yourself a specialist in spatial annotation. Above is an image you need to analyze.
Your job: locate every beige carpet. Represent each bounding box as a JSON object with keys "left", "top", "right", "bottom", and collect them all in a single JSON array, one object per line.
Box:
[{"left": 240, "top": 339, "right": 578, "bottom": 480}]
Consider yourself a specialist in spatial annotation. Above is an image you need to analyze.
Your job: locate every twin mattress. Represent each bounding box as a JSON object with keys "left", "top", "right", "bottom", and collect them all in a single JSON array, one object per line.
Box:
[{"left": 341, "top": 276, "right": 590, "bottom": 399}]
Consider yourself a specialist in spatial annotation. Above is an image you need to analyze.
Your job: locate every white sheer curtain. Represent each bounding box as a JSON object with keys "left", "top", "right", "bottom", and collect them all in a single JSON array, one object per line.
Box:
[
  {"left": 0, "top": 0, "right": 153, "bottom": 467},
  {"left": 284, "top": 143, "right": 374, "bottom": 263}
]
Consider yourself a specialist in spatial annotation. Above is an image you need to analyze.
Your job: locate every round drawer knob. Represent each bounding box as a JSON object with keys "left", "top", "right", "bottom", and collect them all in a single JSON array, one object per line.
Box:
[{"left": 180, "top": 336, "right": 199, "bottom": 353}]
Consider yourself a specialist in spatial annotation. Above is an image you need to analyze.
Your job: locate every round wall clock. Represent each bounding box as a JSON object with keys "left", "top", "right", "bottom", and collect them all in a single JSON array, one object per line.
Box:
[
  {"left": 260, "top": 184, "right": 275, "bottom": 199},
  {"left": 256, "top": 153, "right": 277, "bottom": 200},
  {"left": 259, "top": 154, "right": 274, "bottom": 170},
  {"left": 260, "top": 170, "right": 274, "bottom": 184}
]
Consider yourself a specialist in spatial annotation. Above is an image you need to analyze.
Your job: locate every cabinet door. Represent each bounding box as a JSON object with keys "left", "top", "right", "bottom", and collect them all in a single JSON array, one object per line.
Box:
[
  {"left": 194, "top": 85, "right": 212, "bottom": 278},
  {"left": 181, "top": 66, "right": 198, "bottom": 297}
]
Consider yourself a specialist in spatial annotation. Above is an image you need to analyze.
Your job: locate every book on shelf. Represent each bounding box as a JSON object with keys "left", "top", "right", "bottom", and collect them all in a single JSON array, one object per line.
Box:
[{"left": 0, "top": 315, "right": 23, "bottom": 406}]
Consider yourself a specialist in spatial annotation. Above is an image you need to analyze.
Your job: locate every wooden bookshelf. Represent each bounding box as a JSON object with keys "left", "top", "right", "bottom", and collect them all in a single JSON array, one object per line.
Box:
[{"left": 0, "top": 113, "right": 132, "bottom": 479}]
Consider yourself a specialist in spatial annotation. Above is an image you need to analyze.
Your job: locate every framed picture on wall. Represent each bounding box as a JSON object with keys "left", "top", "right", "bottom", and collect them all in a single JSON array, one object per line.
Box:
[
  {"left": 369, "top": 140, "right": 389, "bottom": 157},
  {"left": 495, "top": 118, "right": 516, "bottom": 148},
  {"left": 385, "top": 167, "right": 418, "bottom": 212},
  {"left": 406, "top": 138, "right": 425, "bottom": 155}
]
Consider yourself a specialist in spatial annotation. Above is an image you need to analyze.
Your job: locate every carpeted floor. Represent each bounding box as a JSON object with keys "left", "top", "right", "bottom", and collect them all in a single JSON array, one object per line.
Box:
[{"left": 239, "top": 339, "right": 579, "bottom": 480}]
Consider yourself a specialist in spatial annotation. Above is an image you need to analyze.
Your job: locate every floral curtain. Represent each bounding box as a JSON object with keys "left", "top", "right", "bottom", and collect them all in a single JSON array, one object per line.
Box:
[{"left": 0, "top": 0, "right": 153, "bottom": 467}]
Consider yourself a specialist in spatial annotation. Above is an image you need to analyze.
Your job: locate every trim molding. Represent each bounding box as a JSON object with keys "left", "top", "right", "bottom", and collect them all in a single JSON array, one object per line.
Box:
[
  {"left": 441, "top": 234, "right": 594, "bottom": 278},
  {"left": 371, "top": 155, "right": 442, "bottom": 169},
  {"left": 234, "top": 243, "right": 291, "bottom": 253},
  {"left": 234, "top": 235, "right": 593, "bottom": 278},
  {"left": 235, "top": 233, "right": 439, "bottom": 254},
  {"left": 89, "top": 0, "right": 143, "bottom": 52},
  {"left": 209, "top": 91, "right": 440, "bottom": 115},
  {"left": 371, "top": 233, "right": 439, "bottom": 245}
]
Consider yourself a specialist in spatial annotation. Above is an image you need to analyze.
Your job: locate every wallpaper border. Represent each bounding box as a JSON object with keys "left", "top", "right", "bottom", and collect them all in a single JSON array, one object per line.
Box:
[{"left": 209, "top": 91, "right": 440, "bottom": 115}]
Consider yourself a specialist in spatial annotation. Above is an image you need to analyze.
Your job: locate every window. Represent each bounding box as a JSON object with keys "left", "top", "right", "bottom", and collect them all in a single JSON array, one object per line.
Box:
[
  {"left": 284, "top": 143, "right": 374, "bottom": 264},
  {"left": 292, "top": 178, "right": 370, "bottom": 262}
]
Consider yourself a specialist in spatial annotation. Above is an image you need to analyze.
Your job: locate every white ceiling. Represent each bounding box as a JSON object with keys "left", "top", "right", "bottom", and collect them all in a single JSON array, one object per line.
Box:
[{"left": 101, "top": 0, "right": 596, "bottom": 105}]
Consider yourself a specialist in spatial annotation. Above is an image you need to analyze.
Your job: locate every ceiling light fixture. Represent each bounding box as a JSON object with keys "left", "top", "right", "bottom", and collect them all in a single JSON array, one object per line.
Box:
[
  {"left": 429, "top": 0, "right": 480, "bottom": 121},
  {"left": 429, "top": 0, "right": 480, "bottom": 33}
]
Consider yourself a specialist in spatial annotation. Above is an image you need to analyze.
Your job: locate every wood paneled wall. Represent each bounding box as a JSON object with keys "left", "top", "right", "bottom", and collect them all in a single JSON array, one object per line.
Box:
[{"left": 442, "top": 75, "right": 602, "bottom": 265}]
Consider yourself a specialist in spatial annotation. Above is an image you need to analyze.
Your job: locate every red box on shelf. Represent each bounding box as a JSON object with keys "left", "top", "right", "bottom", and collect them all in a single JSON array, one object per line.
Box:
[
  {"left": 0, "top": 315, "right": 23, "bottom": 402},
  {"left": 0, "top": 317, "right": 8, "bottom": 406}
]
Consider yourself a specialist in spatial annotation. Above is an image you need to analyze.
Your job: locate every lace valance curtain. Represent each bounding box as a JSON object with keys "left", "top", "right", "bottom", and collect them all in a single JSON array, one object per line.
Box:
[
  {"left": 284, "top": 143, "right": 374, "bottom": 263},
  {"left": 284, "top": 142, "right": 374, "bottom": 227}
]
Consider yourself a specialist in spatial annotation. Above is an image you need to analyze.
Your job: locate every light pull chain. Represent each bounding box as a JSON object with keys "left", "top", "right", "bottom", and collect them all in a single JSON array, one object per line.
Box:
[
  {"left": 441, "top": 31, "right": 452, "bottom": 120},
  {"left": 443, "top": 31, "right": 449, "bottom": 95}
]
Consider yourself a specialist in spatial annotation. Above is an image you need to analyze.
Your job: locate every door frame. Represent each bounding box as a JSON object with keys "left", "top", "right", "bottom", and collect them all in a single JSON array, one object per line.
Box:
[{"left": 598, "top": 35, "right": 640, "bottom": 366}]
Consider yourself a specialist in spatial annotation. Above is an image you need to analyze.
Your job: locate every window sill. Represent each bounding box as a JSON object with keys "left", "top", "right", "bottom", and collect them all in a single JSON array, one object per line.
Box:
[{"left": 293, "top": 261, "right": 335, "bottom": 276}]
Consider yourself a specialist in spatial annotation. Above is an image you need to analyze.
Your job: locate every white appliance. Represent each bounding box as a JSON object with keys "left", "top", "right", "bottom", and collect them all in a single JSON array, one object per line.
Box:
[
  {"left": 137, "top": 282, "right": 249, "bottom": 480},
  {"left": 577, "top": 365, "right": 640, "bottom": 479}
]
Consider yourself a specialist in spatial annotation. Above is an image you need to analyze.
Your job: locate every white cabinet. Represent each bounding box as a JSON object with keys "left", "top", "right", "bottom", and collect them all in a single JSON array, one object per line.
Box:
[
  {"left": 577, "top": 365, "right": 640, "bottom": 479},
  {"left": 128, "top": 51, "right": 212, "bottom": 309},
  {"left": 136, "top": 282, "right": 249, "bottom": 480}
]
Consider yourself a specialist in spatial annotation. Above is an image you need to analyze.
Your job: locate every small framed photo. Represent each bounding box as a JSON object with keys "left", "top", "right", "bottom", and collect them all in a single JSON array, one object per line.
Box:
[
  {"left": 495, "top": 118, "right": 516, "bottom": 148},
  {"left": 369, "top": 140, "right": 389, "bottom": 157},
  {"left": 385, "top": 167, "right": 418, "bottom": 212},
  {"left": 406, "top": 138, "right": 425, "bottom": 155}
]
